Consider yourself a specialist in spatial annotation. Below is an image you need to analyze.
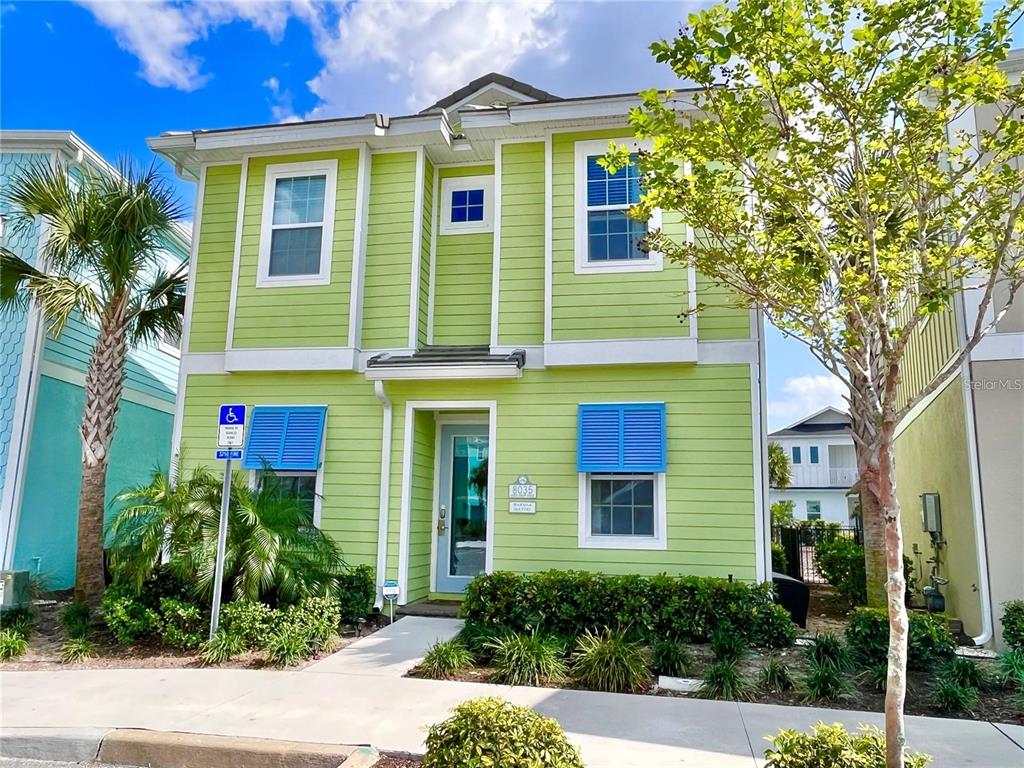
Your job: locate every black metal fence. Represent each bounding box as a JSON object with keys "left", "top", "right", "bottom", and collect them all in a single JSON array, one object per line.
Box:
[{"left": 772, "top": 524, "right": 862, "bottom": 584}]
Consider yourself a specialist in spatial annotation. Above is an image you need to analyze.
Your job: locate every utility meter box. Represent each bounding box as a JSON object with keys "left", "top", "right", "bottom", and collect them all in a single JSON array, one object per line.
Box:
[
  {"left": 0, "top": 570, "right": 30, "bottom": 612},
  {"left": 921, "top": 493, "right": 942, "bottom": 535}
]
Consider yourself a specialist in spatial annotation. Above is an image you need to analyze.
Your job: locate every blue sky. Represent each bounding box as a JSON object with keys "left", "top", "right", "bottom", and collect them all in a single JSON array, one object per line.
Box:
[{"left": 6, "top": 0, "right": 962, "bottom": 429}]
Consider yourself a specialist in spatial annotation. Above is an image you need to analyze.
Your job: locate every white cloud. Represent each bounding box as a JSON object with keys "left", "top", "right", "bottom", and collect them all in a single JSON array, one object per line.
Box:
[
  {"left": 768, "top": 374, "right": 848, "bottom": 431},
  {"left": 263, "top": 75, "right": 300, "bottom": 123},
  {"left": 306, "top": 0, "right": 567, "bottom": 116},
  {"left": 76, "top": 0, "right": 317, "bottom": 91}
]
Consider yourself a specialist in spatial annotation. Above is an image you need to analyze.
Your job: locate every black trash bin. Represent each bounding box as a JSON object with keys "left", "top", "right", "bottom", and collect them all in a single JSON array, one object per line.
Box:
[{"left": 772, "top": 572, "right": 809, "bottom": 629}]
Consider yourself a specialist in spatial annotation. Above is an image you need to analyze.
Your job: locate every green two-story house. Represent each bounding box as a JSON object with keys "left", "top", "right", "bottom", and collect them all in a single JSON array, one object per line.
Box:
[{"left": 149, "top": 74, "right": 770, "bottom": 608}]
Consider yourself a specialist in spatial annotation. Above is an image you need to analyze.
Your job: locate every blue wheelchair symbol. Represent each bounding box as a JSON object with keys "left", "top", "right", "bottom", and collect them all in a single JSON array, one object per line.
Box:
[{"left": 219, "top": 404, "right": 246, "bottom": 426}]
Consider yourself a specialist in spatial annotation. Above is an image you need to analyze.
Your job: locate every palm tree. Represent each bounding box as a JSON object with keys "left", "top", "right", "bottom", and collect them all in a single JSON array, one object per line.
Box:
[{"left": 0, "top": 160, "right": 186, "bottom": 604}]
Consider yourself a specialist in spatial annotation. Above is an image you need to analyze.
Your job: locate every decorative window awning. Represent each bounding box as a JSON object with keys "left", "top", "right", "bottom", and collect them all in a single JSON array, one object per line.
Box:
[
  {"left": 365, "top": 346, "right": 525, "bottom": 381},
  {"left": 577, "top": 402, "right": 667, "bottom": 473},
  {"left": 242, "top": 405, "right": 327, "bottom": 470}
]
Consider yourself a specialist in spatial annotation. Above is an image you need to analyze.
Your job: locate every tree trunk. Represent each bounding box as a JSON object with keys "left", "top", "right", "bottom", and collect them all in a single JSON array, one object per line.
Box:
[
  {"left": 75, "top": 307, "right": 128, "bottom": 605},
  {"left": 849, "top": 368, "right": 888, "bottom": 608}
]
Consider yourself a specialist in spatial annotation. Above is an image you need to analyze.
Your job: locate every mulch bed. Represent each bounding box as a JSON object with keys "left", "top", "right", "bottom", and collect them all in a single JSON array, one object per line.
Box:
[
  {"left": 0, "top": 599, "right": 380, "bottom": 671},
  {"left": 375, "top": 755, "right": 423, "bottom": 767}
]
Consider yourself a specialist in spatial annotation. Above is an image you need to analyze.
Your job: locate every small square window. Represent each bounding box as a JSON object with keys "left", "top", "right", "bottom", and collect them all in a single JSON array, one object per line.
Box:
[
  {"left": 257, "top": 470, "right": 318, "bottom": 521},
  {"left": 580, "top": 472, "right": 665, "bottom": 550},
  {"left": 440, "top": 175, "right": 493, "bottom": 234},
  {"left": 451, "top": 188, "right": 485, "bottom": 223}
]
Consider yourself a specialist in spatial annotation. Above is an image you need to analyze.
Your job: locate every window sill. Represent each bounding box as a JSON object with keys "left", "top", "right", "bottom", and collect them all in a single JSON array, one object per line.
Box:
[
  {"left": 255, "top": 274, "right": 332, "bottom": 288},
  {"left": 578, "top": 535, "right": 667, "bottom": 551},
  {"left": 573, "top": 255, "right": 664, "bottom": 275}
]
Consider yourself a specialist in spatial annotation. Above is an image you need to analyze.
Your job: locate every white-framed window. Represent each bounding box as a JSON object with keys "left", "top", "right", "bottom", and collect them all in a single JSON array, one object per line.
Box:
[
  {"left": 578, "top": 472, "right": 667, "bottom": 550},
  {"left": 439, "top": 175, "right": 494, "bottom": 235},
  {"left": 252, "top": 469, "right": 322, "bottom": 527},
  {"left": 157, "top": 327, "right": 182, "bottom": 358},
  {"left": 257, "top": 159, "right": 337, "bottom": 287},
  {"left": 806, "top": 500, "right": 822, "bottom": 521},
  {"left": 573, "top": 138, "right": 662, "bottom": 275}
]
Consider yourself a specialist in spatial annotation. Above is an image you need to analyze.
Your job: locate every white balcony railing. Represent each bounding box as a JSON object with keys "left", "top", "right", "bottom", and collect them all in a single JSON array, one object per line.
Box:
[
  {"left": 787, "top": 465, "right": 858, "bottom": 488},
  {"left": 829, "top": 467, "right": 858, "bottom": 487}
]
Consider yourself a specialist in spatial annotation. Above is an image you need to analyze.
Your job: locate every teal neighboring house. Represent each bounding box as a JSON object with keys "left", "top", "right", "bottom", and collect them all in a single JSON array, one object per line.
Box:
[{"left": 0, "top": 131, "right": 190, "bottom": 590}]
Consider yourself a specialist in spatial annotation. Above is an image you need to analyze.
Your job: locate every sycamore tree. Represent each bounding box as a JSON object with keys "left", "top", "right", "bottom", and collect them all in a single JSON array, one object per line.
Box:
[{"left": 608, "top": 0, "right": 1024, "bottom": 764}]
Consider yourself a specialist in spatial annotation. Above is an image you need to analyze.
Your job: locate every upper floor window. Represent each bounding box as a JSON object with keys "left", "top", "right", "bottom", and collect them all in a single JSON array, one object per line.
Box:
[
  {"left": 574, "top": 138, "right": 662, "bottom": 275},
  {"left": 809, "top": 446, "right": 820, "bottom": 464},
  {"left": 440, "top": 174, "right": 493, "bottom": 235},
  {"left": 792, "top": 446, "right": 802, "bottom": 464},
  {"left": 257, "top": 160, "right": 337, "bottom": 287}
]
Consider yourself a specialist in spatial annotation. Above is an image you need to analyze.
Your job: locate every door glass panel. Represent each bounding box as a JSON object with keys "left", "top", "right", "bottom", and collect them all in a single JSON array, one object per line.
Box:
[{"left": 449, "top": 435, "right": 488, "bottom": 578}]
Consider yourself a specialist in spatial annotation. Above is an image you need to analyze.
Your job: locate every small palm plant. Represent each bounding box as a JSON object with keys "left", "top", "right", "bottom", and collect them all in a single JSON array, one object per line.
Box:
[{"left": 0, "top": 161, "right": 186, "bottom": 604}]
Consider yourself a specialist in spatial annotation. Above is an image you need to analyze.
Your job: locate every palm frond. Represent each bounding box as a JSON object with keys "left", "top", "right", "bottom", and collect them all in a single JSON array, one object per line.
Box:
[
  {"left": 127, "top": 262, "right": 187, "bottom": 347},
  {"left": 0, "top": 249, "right": 99, "bottom": 336}
]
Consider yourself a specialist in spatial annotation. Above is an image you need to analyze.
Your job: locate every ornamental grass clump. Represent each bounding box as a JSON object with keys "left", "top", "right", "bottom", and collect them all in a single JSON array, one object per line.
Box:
[
  {"left": 570, "top": 628, "right": 651, "bottom": 693},
  {"left": 698, "top": 659, "right": 753, "bottom": 701},
  {"left": 652, "top": 639, "right": 692, "bottom": 677},
  {"left": 199, "top": 631, "right": 244, "bottom": 665},
  {"left": 996, "top": 649, "right": 1024, "bottom": 688},
  {"left": 60, "top": 637, "right": 97, "bottom": 663},
  {"left": 59, "top": 601, "right": 91, "bottom": 640},
  {"left": 423, "top": 697, "right": 584, "bottom": 768},
  {"left": 759, "top": 656, "right": 794, "bottom": 693},
  {"left": 420, "top": 640, "right": 474, "bottom": 679},
  {"left": 801, "top": 657, "right": 853, "bottom": 702},
  {"left": 931, "top": 676, "right": 979, "bottom": 714},
  {"left": 710, "top": 625, "right": 748, "bottom": 662},
  {"left": 0, "top": 628, "right": 28, "bottom": 661},
  {"left": 942, "top": 656, "right": 989, "bottom": 690},
  {"left": 487, "top": 631, "right": 566, "bottom": 687},
  {"left": 805, "top": 632, "right": 849, "bottom": 672},
  {"left": 1, "top": 607, "right": 34, "bottom": 640}
]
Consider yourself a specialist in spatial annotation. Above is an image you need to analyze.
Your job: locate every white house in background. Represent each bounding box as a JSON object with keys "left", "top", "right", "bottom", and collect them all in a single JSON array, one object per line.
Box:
[{"left": 768, "top": 407, "right": 859, "bottom": 524}]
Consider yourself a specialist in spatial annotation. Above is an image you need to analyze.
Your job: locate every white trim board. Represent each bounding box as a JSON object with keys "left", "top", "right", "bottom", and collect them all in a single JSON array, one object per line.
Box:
[
  {"left": 347, "top": 144, "right": 372, "bottom": 349},
  {"left": 225, "top": 156, "right": 249, "bottom": 349},
  {"left": 490, "top": 142, "right": 503, "bottom": 347},
  {"left": 407, "top": 147, "right": 426, "bottom": 348},
  {"left": 545, "top": 338, "right": 698, "bottom": 366},
  {"left": 224, "top": 347, "right": 356, "bottom": 372}
]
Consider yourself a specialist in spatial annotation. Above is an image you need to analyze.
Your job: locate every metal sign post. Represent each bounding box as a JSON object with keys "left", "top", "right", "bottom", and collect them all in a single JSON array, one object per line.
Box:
[{"left": 210, "top": 404, "right": 246, "bottom": 640}]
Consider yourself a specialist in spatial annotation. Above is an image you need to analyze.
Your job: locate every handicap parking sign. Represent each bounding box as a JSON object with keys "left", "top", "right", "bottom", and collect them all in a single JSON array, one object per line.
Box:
[{"left": 218, "top": 404, "right": 246, "bottom": 448}]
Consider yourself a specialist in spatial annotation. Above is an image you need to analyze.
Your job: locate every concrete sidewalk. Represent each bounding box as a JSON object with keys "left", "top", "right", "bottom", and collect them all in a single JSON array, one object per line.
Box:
[{"left": 2, "top": 618, "right": 1022, "bottom": 767}]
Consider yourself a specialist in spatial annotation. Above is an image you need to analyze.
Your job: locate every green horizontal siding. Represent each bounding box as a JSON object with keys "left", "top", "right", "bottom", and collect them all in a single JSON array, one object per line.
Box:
[
  {"left": 232, "top": 150, "right": 359, "bottom": 349},
  {"left": 363, "top": 152, "right": 417, "bottom": 349},
  {"left": 432, "top": 165, "right": 493, "bottom": 346},
  {"left": 407, "top": 410, "right": 435, "bottom": 602},
  {"left": 189, "top": 165, "right": 240, "bottom": 352},
  {"left": 498, "top": 142, "right": 545, "bottom": 345}
]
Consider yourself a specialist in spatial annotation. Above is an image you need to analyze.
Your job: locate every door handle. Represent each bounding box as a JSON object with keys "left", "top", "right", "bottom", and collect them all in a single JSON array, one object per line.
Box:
[{"left": 437, "top": 505, "right": 447, "bottom": 535}]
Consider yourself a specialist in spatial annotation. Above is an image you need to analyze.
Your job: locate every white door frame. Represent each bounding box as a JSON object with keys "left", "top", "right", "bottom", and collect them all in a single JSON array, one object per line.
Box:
[{"left": 397, "top": 400, "right": 497, "bottom": 604}]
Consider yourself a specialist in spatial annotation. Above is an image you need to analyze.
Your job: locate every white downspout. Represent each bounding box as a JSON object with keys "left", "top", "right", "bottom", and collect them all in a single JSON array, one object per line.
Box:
[{"left": 373, "top": 380, "right": 393, "bottom": 610}]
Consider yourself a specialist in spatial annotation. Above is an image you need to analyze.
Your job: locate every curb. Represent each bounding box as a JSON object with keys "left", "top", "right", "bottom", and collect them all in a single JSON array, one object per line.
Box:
[{"left": 0, "top": 728, "right": 107, "bottom": 763}]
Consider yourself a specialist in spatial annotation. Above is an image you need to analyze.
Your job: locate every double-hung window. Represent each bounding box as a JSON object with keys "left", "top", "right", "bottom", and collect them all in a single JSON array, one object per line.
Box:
[
  {"left": 257, "top": 160, "right": 337, "bottom": 287},
  {"left": 243, "top": 405, "right": 328, "bottom": 526},
  {"left": 577, "top": 403, "right": 667, "bottom": 549},
  {"left": 574, "top": 138, "right": 662, "bottom": 274}
]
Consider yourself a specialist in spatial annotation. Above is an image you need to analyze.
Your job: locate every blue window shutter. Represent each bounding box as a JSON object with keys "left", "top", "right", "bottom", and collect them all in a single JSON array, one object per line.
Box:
[
  {"left": 243, "top": 406, "right": 326, "bottom": 470},
  {"left": 578, "top": 403, "right": 666, "bottom": 473}
]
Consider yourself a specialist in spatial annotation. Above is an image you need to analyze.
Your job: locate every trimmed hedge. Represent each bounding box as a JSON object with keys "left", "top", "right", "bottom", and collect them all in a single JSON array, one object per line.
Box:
[
  {"left": 461, "top": 570, "right": 795, "bottom": 647},
  {"left": 845, "top": 607, "right": 956, "bottom": 670},
  {"left": 1002, "top": 600, "right": 1024, "bottom": 651}
]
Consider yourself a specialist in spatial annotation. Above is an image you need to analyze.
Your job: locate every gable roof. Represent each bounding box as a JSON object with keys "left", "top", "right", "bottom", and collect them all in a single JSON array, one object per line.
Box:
[
  {"left": 769, "top": 406, "right": 851, "bottom": 438},
  {"left": 421, "top": 73, "right": 560, "bottom": 114}
]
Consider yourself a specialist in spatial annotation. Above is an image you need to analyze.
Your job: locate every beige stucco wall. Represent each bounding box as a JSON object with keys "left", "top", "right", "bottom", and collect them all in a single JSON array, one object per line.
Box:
[
  {"left": 969, "top": 358, "right": 1024, "bottom": 647},
  {"left": 894, "top": 373, "right": 984, "bottom": 638}
]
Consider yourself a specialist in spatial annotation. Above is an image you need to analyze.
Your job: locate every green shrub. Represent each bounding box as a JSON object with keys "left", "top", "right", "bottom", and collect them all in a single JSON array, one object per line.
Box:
[
  {"left": 710, "top": 625, "right": 748, "bottom": 662},
  {"left": 199, "top": 631, "right": 244, "bottom": 665},
  {"left": 284, "top": 596, "right": 341, "bottom": 651},
  {"left": 335, "top": 565, "right": 375, "bottom": 624},
  {"left": 699, "top": 659, "right": 753, "bottom": 700},
  {"left": 0, "top": 628, "right": 28, "bottom": 660},
  {"left": 806, "top": 633, "right": 849, "bottom": 672},
  {"left": 864, "top": 662, "right": 889, "bottom": 692},
  {"left": 460, "top": 570, "right": 794, "bottom": 647},
  {"left": 760, "top": 657, "right": 794, "bottom": 692},
  {"left": 423, "top": 697, "right": 584, "bottom": 768},
  {"left": 60, "top": 637, "right": 97, "bottom": 663},
  {"left": 771, "top": 542, "right": 788, "bottom": 574},
  {"left": 845, "top": 608, "right": 955, "bottom": 670},
  {"left": 802, "top": 658, "right": 852, "bottom": 702},
  {"left": 942, "top": 656, "right": 988, "bottom": 690},
  {"left": 456, "top": 621, "right": 513, "bottom": 664},
  {"left": 996, "top": 648, "right": 1024, "bottom": 688},
  {"left": 101, "top": 586, "right": 161, "bottom": 645},
  {"left": 570, "top": 628, "right": 651, "bottom": 693},
  {"left": 931, "top": 676, "right": 979, "bottom": 714},
  {"left": 158, "top": 598, "right": 205, "bottom": 650},
  {"left": 420, "top": 640, "right": 474, "bottom": 679},
  {"left": 1, "top": 607, "right": 34, "bottom": 639},
  {"left": 488, "top": 631, "right": 567, "bottom": 687},
  {"left": 221, "top": 601, "right": 277, "bottom": 649},
  {"left": 263, "top": 622, "right": 314, "bottom": 666},
  {"left": 1002, "top": 601, "right": 1024, "bottom": 651},
  {"left": 652, "top": 639, "right": 692, "bottom": 677},
  {"left": 815, "top": 538, "right": 868, "bottom": 605},
  {"left": 764, "top": 723, "right": 931, "bottom": 768},
  {"left": 60, "top": 601, "right": 91, "bottom": 640}
]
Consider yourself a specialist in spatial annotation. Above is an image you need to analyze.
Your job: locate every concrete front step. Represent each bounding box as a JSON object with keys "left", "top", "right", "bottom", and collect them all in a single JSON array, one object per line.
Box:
[{"left": 396, "top": 600, "right": 461, "bottom": 619}]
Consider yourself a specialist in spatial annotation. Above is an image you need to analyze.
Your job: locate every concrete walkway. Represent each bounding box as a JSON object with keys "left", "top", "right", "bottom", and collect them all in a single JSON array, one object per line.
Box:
[{"left": 2, "top": 618, "right": 1022, "bottom": 767}]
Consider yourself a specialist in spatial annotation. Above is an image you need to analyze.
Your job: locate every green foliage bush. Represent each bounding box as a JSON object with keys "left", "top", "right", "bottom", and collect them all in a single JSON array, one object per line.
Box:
[
  {"left": 263, "top": 622, "right": 315, "bottom": 666},
  {"left": 771, "top": 542, "right": 788, "bottom": 574},
  {"left": 488, "top": 631, "right": 567, "bottom": 687},
  {"left": 158, "top": 598, "right": 205, "bottom": 650},
  {"left": 284, "top": 596, "right": 341, "bottom": 652},
  {"left": 420, "top": 640, "right": 474, "bottom": 679},
  {"left": 764, "top": 723, "right": 931, "bottom": 768},
  {"left": 710, "top": 625, "right": 748, "bottom": 661},
  {"left": 814, "top": 539, "right": 867, "bottom": 605},
  {"left": 0, "top": 607, "right": 34, "bottom": 640},
  {"left": 456, "top": 621, "right": 512, "bottom": 664},
  {"left": 461, "top": 570, "right": 794, "bottom": 647},
  {"left": 802, "top": 658, "right": 852, "bottom": 702},
  {"left": 996, "top": 648, "right": 1024, "bottom": 688},
  {"left": 101, "top": 585, "right": 161, "bottom": 645},
  {"left": 1002, "top": 600, "right": 1024, "bottom": 651},
  {"left": 423, "top": 697, "right": 583, "bottom": 768},
  {"left": 760, "top": 656, "right": 794, "bottom": 692},
  {"left": 699, "top": 659, "right": 753, "bottom": 700},
  {"left": 60, "top": 601, "right": 91, "bottom": 640},
  {"left": 931, "top": 676, "right": 979, "bottom": 714},
  {"left": 199, "top": 631, "right": 244, "bottom": 665},
  {"left": 570, "top": 628, "right": 651, "bottom": 693},
  {"left": 60, "top": 637, "right": 97, "bottom": 663},
  {"left": 845, "top": 608, "right": 955, "bottom": 671},
  {"left": 0, "top": 628, "right": 28, "bottom": 660},
  {"left": 942, "top": 656, "right": 988, "bottom": 690},
  {"left": 335, "top": 565, "right": 375, "bottom": 624},
  {"left": 221, "top": 601, "right": 277, "bottom": 649},
  {"left": 652, "top": 639, "right": 692, "bottom": 677}
]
